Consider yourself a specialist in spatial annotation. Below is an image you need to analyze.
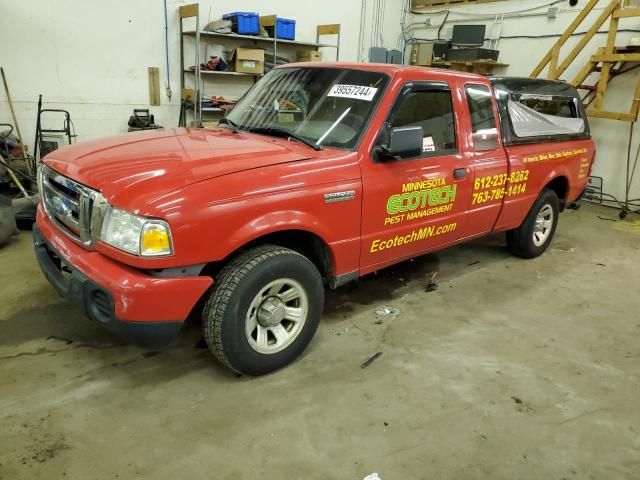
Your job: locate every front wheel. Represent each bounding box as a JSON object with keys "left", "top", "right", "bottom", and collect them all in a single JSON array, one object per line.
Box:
[
  {"left": 507, "top": 189, "right": 560, "bottom": 259},
  {"left": 203, "top": 245, "right": 324, "bottom": 376}
]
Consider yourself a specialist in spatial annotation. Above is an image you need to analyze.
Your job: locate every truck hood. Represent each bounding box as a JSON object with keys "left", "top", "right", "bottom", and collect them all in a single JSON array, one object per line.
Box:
[{"left": 44, "top": 128, "right": 312, "bottom": 204}]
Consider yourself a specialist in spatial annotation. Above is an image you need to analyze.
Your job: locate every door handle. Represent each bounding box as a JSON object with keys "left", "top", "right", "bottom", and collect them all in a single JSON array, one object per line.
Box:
[{"left": 453, "top": 168, "right": 468, "bottom": 179}]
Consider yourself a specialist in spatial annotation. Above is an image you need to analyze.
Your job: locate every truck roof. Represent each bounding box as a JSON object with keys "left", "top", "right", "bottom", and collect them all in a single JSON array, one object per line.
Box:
[
  {"left": 281, "top": 61, "right": 491, "bottom": 82},
  {"left": 490, "top": 76, "right": 577, "bottom": 96}
]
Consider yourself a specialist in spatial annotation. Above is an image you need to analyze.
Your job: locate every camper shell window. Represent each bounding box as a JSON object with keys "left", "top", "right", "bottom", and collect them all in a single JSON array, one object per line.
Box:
[{"left": 490, "top": 77, "right": 590, "bottom": 146}]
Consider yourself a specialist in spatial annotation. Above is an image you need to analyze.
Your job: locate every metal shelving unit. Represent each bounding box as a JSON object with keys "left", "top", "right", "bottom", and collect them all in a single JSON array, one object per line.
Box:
[{"left": 179, "top": 3, "right": 340, "bottom": 126}]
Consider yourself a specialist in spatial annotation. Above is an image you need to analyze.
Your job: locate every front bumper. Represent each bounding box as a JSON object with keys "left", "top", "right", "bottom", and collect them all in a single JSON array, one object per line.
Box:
[{"left": 33, "top": 207, "right": 213, "bottom": 347}]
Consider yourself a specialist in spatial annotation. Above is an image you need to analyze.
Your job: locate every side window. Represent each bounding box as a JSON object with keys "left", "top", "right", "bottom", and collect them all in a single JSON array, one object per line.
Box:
[
  {"left": 518, "top": 96, "right": 578, "bottom": 118},
  {"left": 465, "top": 84, "right": 498, "bottom": 151},
  {"left": 388, "top": 87, "right": 457, "bottom": 156}
]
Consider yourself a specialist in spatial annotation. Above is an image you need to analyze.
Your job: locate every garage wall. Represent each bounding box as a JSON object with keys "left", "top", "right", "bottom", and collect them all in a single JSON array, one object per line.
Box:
[
  {"left": 0, "top": 0, "right": 400, "bottom": 147},
  {"left": 2, "top": 0, "right": 637, "bottom": 206},
  {"left": 403, "top": 0, "right": 640, "bottom": 205}
]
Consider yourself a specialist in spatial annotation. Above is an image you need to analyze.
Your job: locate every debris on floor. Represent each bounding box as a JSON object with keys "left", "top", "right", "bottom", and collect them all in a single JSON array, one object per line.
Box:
[
  {"left": 363, "top": 473, "right": 381, "bottom": 480},
  {"left": 361, "top": 352, "right": 383, "bottom": 369},
  {"left": 425, "top": 271, "right": 438, "bottom": 292},
  {"left": 374, "top": 305, "right": 400, "bottom": 324}
]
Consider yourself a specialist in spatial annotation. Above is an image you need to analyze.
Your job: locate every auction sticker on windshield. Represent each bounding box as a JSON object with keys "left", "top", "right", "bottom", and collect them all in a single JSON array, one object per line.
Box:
[{"left": 328, "top": 84, "right": 378, "bottom": 101}]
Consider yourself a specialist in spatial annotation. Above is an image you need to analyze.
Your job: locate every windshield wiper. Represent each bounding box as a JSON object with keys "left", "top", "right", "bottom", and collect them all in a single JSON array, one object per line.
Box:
[
  {"left": 218, "top": 117, "right": 240, "bottom": 133},
  {"left": 247, "top": 126, "right": 322, "bottom": 151}
]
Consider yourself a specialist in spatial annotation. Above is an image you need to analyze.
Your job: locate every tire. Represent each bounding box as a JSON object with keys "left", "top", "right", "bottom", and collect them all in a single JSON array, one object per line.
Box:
[
  {"left": 507, "top": 188, "right": 560, "bottom": 259},
  {"left": 203, "top": 245, "right": 324, "bottom": 376},
  {"left": 0, "top": 196, "right": 16, "bottom": 247}
]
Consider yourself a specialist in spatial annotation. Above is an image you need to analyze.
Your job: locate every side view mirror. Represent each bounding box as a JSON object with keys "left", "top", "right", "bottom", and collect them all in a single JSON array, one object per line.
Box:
[{"left": 376, "top": 126, "right": 424, "bottom": 161}]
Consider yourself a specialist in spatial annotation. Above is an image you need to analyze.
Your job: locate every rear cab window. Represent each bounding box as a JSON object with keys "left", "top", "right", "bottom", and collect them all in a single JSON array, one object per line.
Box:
[{"left": 465, "top": 84, "right": 499, "bottom": 151}]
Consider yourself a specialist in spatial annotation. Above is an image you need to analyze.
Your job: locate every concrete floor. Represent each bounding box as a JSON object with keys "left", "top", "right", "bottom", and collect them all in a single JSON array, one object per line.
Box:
[{"left": 1, "top": 203, "right": 639, "bottom": 479}]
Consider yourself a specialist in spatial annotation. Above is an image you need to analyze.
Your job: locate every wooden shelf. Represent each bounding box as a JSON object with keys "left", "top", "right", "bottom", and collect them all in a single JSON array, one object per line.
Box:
[
  {"left": 184, "top": 69, "right": 262, "bottom": 77},
  {"left": 432, "top": 60, "right": 509, "bottom": 67},
  {"left": 182, "top": 30, "right": 334, "bottom": 49},
  {"left": 431, "top": 59, "right": 509, "bottom": 75}
]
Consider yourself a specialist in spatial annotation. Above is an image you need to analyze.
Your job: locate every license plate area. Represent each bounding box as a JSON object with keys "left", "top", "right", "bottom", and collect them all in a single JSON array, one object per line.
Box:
[{"left": 43, "top": 243, "right": 72, "bottom": 281}]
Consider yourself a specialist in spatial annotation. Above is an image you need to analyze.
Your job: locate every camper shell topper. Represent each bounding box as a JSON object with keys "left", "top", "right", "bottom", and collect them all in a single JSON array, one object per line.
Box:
[{"left": 490, "top": 77, "right": 590, "bottom": 146}]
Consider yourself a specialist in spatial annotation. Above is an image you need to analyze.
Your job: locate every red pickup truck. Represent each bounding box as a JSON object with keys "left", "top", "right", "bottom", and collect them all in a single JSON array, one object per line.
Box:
[{"left": 33, "top": 63, "right": 595, "bottom": 375}]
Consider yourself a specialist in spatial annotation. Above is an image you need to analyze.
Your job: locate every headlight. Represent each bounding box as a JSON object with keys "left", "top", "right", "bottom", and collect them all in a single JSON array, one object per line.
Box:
[{"left": 100, "top": 207, "right": 172, "bottom": 257}]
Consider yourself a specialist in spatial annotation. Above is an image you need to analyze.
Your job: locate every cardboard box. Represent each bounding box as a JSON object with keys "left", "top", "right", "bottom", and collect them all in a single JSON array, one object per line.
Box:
[
  {"left": 232, "top": 48, "right": 264, "bottom": 75},
  {"left": 410, "top": 43, "right": 433, "bottom": 66},
  {"left": 297, "top": 51, "right": 323, "bottom": 62},
  {"left": 259, "top": 15, "right": 277, "bottom": 27}
]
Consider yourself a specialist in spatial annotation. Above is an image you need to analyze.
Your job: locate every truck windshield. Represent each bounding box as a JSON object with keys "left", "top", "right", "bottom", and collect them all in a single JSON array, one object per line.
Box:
[{"left": 225, "top": 67, "right": 389, "bottom": 150}]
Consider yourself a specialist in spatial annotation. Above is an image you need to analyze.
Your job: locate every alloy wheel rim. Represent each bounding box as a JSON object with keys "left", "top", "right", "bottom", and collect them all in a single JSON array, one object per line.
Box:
[
  {"left": 245, "top": 278, "right": 309, "bottom": 354},
  {"left": 533, "top": 203, "right": 554, "bottom": 247}
]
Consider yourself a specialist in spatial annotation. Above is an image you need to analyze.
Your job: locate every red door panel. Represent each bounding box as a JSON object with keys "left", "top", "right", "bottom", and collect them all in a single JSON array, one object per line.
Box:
[{"left": 359, "top": 80, "right": 475, "bottom": 274}]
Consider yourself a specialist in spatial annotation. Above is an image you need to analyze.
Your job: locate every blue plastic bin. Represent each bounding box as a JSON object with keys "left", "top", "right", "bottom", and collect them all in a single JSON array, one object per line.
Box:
[
  {"left": 222, "top": 12, "right": 260, "bottom": 35},
  {"left": 274, "top": 18, "right": 296, "bottom": 40}
]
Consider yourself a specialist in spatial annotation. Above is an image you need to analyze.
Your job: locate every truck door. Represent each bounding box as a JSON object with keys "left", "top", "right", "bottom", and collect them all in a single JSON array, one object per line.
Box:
[
  {"left": 359, "top": 81, "right": 474, "bottom": 273},
  {"left": 458, "top": 83, "right": 510, "bottom": 238}
]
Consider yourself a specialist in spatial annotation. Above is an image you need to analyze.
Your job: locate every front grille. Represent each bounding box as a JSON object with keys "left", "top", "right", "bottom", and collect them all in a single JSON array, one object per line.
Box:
[{"left": 41, "top": 165, "right": 99, "bottom": 246}]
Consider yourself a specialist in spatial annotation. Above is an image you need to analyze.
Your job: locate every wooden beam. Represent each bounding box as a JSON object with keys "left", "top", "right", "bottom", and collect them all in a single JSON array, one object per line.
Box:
[
  {"left": 530, "top": 0, "right": 599, "bottom": 78},
  {"left": 555, "top": 0, "right": 619, "bottom": 78},
  {"left": 179, "top": 3, "right": 198, "bottom": 19},
  {"left": 411, "top": 0, "right": 505, "bottom": 10},
  {"left": 317, "top": 24, "right": 340, "bottom": 35},
  {"left": 592, "top": 53, "right": 640, "bottom": 62},
  {"left": 613, "top": 7, "right": 640, "bottom": 18},
  {"left": 148, "top": 67, "right": 160, "bottom": 106},
  {"left": 548, "top": 44, "right": 561, "bottom": 79},
  {"left": 594, "top": 11, "right": 620, "bottom": 110},
  {"left": 585, "top": 109, "right": 637, "bottom": 121},
  {"left": 628, "top": 77, "right": 640, "bottom": 120},
  {"left": 571, "top": 47, "right": 603, "bottom": 86}
]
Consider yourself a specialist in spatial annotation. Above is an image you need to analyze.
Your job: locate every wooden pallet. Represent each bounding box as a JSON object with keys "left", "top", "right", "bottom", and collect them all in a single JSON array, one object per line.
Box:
[
  {"left": 530, "top": 0, "right": 640, "bottom": 122},
  {"left": 411, "top": 0, "right": 505, "bottom": 11}
]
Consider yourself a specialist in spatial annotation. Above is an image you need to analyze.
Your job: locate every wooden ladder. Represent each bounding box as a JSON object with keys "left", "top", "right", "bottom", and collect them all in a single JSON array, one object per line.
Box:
[{"left": 530, "top": 0, "right": 640, "bottom": 122}]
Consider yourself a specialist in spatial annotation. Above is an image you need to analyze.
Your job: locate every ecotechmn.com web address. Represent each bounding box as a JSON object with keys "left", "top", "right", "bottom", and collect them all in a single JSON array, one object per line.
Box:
[{"left": 370, "top": 223, "right": 457, "bottom": 253}]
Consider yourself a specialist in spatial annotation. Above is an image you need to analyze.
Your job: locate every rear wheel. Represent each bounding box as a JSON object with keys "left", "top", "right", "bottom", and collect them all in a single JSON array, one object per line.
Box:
[
  {"left": 202, "top": 245, "right": 324, "bottom": 376},
  {"left": 507, "top": 189, "right": 560, "bottom": 259}
]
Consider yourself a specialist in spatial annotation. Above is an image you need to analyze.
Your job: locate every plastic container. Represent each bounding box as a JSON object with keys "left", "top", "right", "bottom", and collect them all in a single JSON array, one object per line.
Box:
[
  {"left": 222, "top": 12, "right": 260, "bottom": 35},
  {"left": 276, "top": 18, "right": 296, "bottom": 40},
  {"left": 263, "top": 17, "right": 296, "bottom": 40}
]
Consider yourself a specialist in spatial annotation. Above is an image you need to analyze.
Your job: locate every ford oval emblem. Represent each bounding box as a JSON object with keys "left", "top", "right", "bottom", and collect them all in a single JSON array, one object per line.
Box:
[{"left": 52, "top": 196, "right": 72, "bottom": 217}]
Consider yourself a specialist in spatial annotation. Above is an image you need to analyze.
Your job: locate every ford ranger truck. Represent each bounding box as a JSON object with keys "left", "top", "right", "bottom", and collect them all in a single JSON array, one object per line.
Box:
[{"left": 33, "top": 64, "right": 595, "bottom": 375}]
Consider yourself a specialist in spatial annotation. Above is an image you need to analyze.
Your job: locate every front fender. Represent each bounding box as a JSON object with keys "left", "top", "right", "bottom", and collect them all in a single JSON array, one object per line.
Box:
[{"left": 227, "top": 210, "right": 334, "bottom": 251}]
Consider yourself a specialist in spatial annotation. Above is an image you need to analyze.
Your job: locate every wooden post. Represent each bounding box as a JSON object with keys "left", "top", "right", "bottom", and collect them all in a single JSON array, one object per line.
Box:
[
  {"left": 628, "top": 76, "right": 640, "bottom": 121},
  {"left": 570, "top": 47, "right": 604, "bottom": 87},
  {"left": 593, "top": 6, "right": 620, "bottom": 110},
  {"left": 148, "top": 67, "right": 160, "bottom": 106},
  {"left": 554, "top": 0, "right": 619, "bottom": 79},
  {"left": 548, "top": 45, "right": 560, "bottom": 79},
  {"left": 530, "top": 0, "right": 599, "bottom": 77}
]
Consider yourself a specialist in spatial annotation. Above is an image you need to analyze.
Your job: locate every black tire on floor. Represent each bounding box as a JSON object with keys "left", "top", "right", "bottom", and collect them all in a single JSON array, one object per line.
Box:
[
  {"left": 0, "top": 195, "right": 16, "bottom": 247},
  {"left": 202, "top": 245, "right": 324, "bottom": 376},
  {"left": 507, "top": 188, "right": 560, "bottom": 259}
]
